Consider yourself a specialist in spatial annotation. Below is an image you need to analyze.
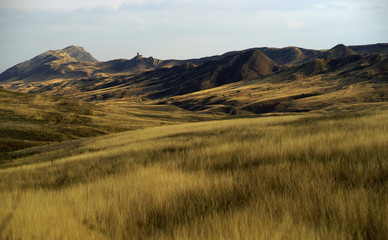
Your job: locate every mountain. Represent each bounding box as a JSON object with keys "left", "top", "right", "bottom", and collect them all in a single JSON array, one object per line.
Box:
[
  {"left": 0, "top": 43, "right": 387, "bottom": 115},
  {"left": 10, "top": 49, "right": 278, "bottom": 101},
  {"left": 0, "top": 46, "right": 98, "bottom": 83},
  {"left": 142, "top": 49, "right": 279, "bottom": 98},
  {"left": 2, "top": 43, "right": 386, "bottom": 86},
  {"left": 0, "top": 47, "right": 176, "bottom": 85},
  {"left": 62, "top": 45, "right": 98, "bottom": 62},
  {"left": 162, "top": 53, "right": 388, "bottom": 114}
]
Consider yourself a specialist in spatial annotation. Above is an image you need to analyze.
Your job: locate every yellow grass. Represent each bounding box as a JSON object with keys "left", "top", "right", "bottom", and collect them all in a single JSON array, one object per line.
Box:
[
  {"left": 1, "top": 112, "right": 387, "bottom": 239},
  {"left": 0, "top": 88, "right": 216, "bottom": 157}
]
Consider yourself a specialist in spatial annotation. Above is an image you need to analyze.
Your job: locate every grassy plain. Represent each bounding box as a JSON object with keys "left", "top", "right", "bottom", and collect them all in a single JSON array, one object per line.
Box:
[{"left": 0, "top": 111, "right": 387, "bottom": 239}]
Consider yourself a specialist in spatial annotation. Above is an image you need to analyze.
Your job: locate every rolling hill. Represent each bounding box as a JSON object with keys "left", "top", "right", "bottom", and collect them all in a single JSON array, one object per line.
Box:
[
  {"left": 0, "top": 88, "right": 216, "bottom": 158},
  {"left": 1, "top": 111, "right": 387, "bottom": 239},
  {"left": 163, "top": 53, "right": 388, "bottom": 114}
]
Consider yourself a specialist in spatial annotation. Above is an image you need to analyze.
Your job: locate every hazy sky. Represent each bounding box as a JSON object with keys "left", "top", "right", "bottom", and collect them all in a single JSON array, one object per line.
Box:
[{"left": 0, "top": 0, "right": 387, "bottom": 72}]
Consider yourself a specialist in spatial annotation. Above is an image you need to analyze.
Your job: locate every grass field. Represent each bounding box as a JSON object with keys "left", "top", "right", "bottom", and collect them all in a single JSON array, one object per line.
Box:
[
  {"left": 0, "top": 111, "right": 387, "bottom": 239},
  {"left": 0, "top": 88, "right": 216, "bottom": 158}
]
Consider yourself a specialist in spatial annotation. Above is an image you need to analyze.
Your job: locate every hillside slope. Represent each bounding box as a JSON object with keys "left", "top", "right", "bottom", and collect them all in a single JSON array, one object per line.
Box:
[
  {"left": 0, "top": 88, "right": 216, "bottom": 156},
  {"left": 326, "top": 44, "right": 359, "bottom": 59},
  {"left": 0, "top": 112, "right": 387, "bottom": 239},
  {"left": 162, "top": 54, "right": 388, "bottom": 114}
]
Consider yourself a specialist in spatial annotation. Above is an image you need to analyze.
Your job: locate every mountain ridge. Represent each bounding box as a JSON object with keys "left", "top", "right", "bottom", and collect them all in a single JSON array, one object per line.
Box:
[
  {"left": 2, "top": 43, "right": 388, "bottom": 83},
  {"left": 0, "top": 43, "right": 387, "bottom": 115}
]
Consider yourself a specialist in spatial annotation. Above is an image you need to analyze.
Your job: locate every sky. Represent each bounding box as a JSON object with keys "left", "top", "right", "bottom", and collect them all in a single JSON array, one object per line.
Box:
[{"left": 0, "top": 0, "right": 387, "bottom": 72}]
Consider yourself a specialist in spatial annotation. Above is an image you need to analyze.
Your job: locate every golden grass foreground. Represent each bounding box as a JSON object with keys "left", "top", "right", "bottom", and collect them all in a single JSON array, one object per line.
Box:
[{"left": 1, "top": 111, "right": 387, "bottom": 239}]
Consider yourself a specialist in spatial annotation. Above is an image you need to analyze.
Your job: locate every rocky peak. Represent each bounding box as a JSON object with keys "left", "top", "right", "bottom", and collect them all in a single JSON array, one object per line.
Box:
[
  {"left": 61, "top": 45, "right": 98, "bottom": 62},
  {"left": 130, "top": 54, "right": 162, "bottom": 67}
]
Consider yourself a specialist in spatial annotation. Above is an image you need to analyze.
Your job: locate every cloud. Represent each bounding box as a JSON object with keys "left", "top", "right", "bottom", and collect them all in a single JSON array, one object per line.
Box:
[
  {"left": 287, "top": 20, "right": 303, "bottom": 29},
  {"left": 118, "top": 0, "right": 326, "bottom": 12},
  {"left": 0, "top": 0, "right": 327, "bottom": 12},
  {"left": 314, "top": 0, "right": 388, "bottom": 10},
  {"left": 0, "top": 0, "right": 127, "bottom": 10},
  {"left": 2, "top": 0, "right": 387, "bottom": 13}
]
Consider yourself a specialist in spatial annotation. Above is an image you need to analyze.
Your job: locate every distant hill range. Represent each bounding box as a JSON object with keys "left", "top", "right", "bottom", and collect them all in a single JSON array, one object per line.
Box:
[{"left": 1, "top": 43, "right": 387, "bottom": 114}]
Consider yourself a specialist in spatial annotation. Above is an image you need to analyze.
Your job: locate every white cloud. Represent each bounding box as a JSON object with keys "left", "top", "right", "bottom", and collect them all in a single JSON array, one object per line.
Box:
[
  {"left": 0, "top": 0, "right": 327, "bottom": 12},
  {"left": 2, "top": 0, "right": 387, "bottom": 12},
  {"left": 313, "top": 0, "right": 388, "bottom": 11},
  {"left": 313, "top": 3, "right": 327, "bottom": 10},
  {"left": 287, "top": 20, "right": 303, "bottom": 29},
  {"left": 0, "top": 0, "right": 127, "bottom": 10}
]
